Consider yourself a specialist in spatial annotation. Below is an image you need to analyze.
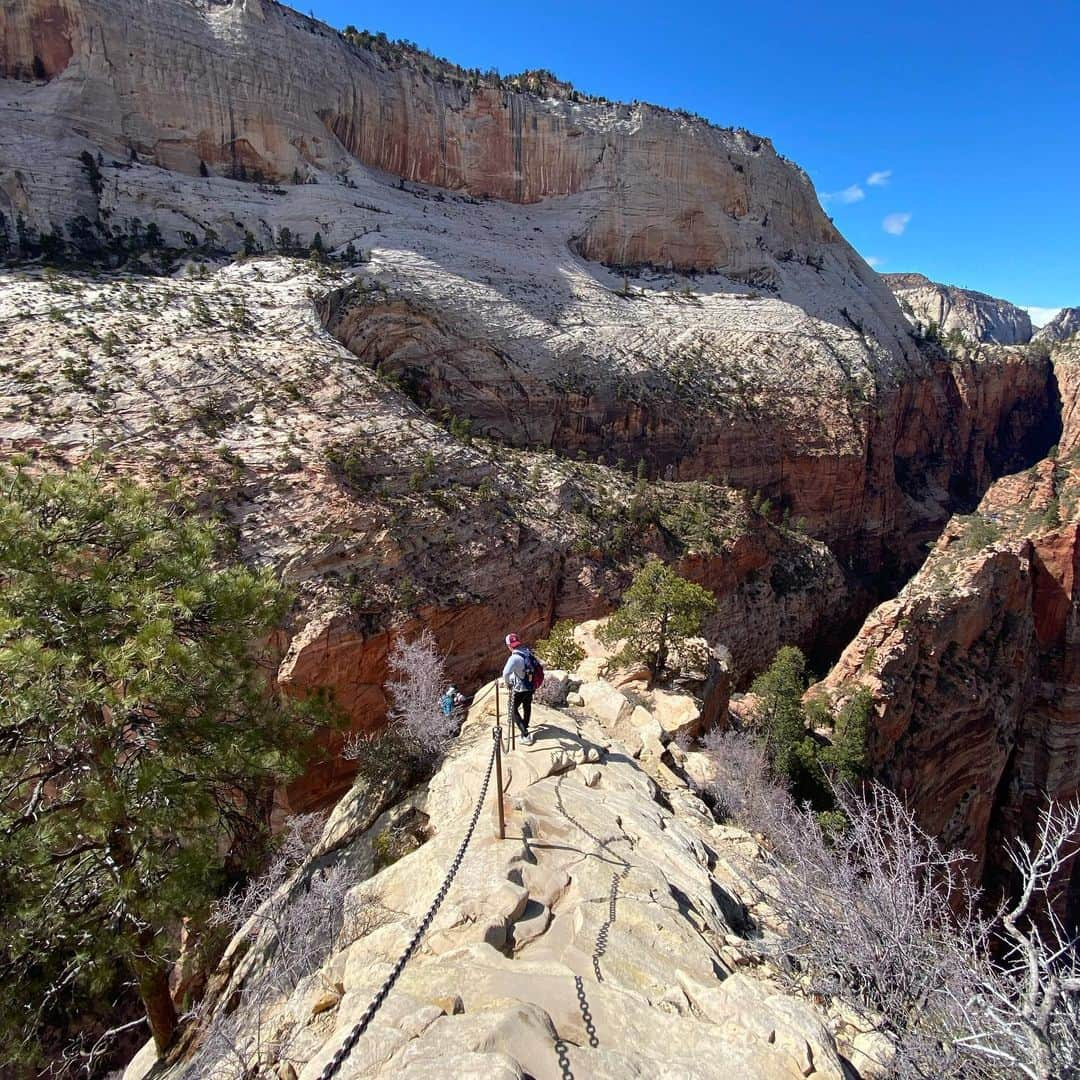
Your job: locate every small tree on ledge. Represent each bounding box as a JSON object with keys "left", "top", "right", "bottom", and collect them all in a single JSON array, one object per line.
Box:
[
  {"left": 535, "top": 619, "right": 586, "bottom": 672},
  {"left": 599, "top": 559, "right": 716, "bottom": 680}
]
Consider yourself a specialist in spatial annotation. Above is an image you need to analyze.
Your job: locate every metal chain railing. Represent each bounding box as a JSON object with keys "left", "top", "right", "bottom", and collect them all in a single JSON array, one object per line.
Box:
[{"left": 317, "top": 725, "right": 503, "bottom": 1080}]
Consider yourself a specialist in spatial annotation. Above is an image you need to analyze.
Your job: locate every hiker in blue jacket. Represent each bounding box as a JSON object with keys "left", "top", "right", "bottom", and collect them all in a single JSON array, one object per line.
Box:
[{"left": 502, "top": 632, "right": 536, "bottom": 745}]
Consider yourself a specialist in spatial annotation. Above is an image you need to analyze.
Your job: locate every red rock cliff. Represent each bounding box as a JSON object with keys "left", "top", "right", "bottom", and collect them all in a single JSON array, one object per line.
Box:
[{"left": 815, "top": 458, "right": 1080, "bottom": 918}]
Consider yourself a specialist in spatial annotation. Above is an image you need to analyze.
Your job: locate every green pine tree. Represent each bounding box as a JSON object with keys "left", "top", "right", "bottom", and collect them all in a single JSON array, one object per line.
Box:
[
  {"left": 822, "top": 685, "right": 873, "bottom": 783},
  {"left": 0, "top": 461, "right": 329, "bottom": 1062},
  {"left": 599, "top": 559, "right": 716, "bottom": 679},
  {"left": 750, "top": 646, "right": 810, "bottom": 783},
  {"left": 535, "top": 619, "right": 586, "bottom": 671}
]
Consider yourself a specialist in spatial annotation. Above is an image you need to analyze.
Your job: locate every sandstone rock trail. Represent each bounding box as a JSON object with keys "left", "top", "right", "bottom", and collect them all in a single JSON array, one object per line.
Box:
[
  {"left": 127, "top": 693, "right": 850, "bottom": 1080},
  {"left": 315, "top": 725, "right": 502, "bottom": 1080}
]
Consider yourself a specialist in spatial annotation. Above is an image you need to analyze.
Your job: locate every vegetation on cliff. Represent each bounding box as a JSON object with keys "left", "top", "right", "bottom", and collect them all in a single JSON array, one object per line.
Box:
[
  {"left": 742, "top": 645, "right": 871, "bottom": 809},
  {"left": 598, "top": 560, "right": 717, "bottom": 679},
  {"left": 700, "top": 731, "right": 1080, "bottom": 1079},
  {"left": 0, "top": 462, "right": 331, "bottom": 1065}
]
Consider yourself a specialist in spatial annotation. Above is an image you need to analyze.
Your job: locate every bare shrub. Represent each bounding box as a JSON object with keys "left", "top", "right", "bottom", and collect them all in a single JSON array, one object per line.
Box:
[
  {"left": 944, "top": 802, "right": 1080, "bottom": 1080},
  {"left": 752, "top": 785, "right": 1080, "bottom": 1080},
  {"left": 186, "top": 816, "right": 367, "bottom": 1079},
  {"left": 700, "top": 727, "right": 792, "bottom": 836},
  {"left": 343, "top": 629, "right": 454, "bottom": 762},
  {"left": 211, "top": 813, "right": 326, "bottom": 934}
]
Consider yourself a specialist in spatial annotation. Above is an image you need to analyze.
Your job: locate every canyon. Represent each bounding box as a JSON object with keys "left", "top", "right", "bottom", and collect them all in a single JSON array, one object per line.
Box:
[
  {"left": 1, "top": 0, "right": 1079, "bottom": 1074},
  {"left": 0, "top": 0, "right": 1072, "bottom": 839}
]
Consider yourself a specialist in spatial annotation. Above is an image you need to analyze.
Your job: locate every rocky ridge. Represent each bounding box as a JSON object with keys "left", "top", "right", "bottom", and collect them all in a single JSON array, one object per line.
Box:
[
  {"left": 0, "top": 260, "right": 850, "bottom": 806},
  {"left": 125, "top": 686, "right": 881, "bottom": 1080},
  {"left": 883, "top": 272, "right": 1033, "bottom": 344}
]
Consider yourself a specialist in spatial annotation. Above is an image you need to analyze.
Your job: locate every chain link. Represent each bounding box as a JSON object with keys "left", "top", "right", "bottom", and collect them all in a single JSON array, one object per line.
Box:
[{"left": 317, "top": 726, "right": 502, "bottom": 1080}]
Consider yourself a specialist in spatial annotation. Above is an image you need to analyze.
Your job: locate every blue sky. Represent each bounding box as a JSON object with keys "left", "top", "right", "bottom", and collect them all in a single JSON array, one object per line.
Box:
[{"left": 305, "top": 0, "right": 1078, "bottom": 321}]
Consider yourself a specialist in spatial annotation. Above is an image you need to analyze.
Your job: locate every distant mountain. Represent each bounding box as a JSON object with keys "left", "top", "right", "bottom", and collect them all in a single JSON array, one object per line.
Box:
[
  {"left": 1034, "top": 306, "right": 1080, "bottom": 344},
  {"left": 883, "top": 272, "right": 1033, "bottom": 345}
]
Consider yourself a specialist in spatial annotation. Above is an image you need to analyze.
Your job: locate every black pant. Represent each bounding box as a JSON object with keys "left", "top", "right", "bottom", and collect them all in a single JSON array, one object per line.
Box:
[{"left": 510, "top": 690, "right": 533, "bottom": 736}]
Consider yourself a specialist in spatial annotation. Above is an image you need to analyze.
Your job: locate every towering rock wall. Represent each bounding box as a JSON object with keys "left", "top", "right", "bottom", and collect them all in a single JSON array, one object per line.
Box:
[
  {"left": 1052, "top": 338, "right": 1080, "bottom": 457},
  {"left": 815, "top": 458, "right": 1080, "bottom": 919},
  {"left": 321, "top": 284, "right": 1059, "bottom": 570},
  {"left": 2, "top": 0, "right": 837, "bottom": 273},
  {"left": 884, "top": 272, "right": 1033, "bottom": 344}
]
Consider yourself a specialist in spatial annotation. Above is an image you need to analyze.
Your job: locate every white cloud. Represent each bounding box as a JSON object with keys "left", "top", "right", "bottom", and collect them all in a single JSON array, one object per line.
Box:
[
  {"left": 822, "top": 184, "right": 865, "bottom": 205},
  {"left": 865, "top": 256, "right": 885, "bottom": 269},
  {"left": 867, "top": 170, "right": 892, "bottom": 186},
  {"left": 1021, "top": 305, "right": 1061, "bottom": 328},
  {"left": 882, "top": 212, "right": 912, "bottom": 235}
]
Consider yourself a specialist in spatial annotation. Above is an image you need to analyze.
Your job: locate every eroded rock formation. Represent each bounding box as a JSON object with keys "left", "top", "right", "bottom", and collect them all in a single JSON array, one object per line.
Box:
[
  {"left": 1034, "top": 306, "right": 1080, "bottom": 345},
  {"left": 317, "top": 276, "right": 1059, "bottom": 574},
  {"left": 0, "top": 0, "right": 1061, "bottom": 585},
  {"left": 0, "top": 0, "right": 842, "bottom": 274},
  {"left": 1052, "top": 338, "right": 1080, "bottom": 456},
  {"left": 0, "top": 0, "right": 1067, "bottom": 815},
  {"left": 815, "top": 457, "right": 1080, "bottom": 918},
  {"left": 0, "top": 261, "right": 852, "bottom": 809},
  {"left": 884, "top": 272, "right": 1033, "bottom": 344}
]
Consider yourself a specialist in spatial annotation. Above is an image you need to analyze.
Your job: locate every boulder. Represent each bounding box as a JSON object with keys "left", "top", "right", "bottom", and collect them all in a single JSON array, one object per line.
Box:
[
  {"left": 649, "top": 689, "right": 703, "bottom": 742},
  {"left": 577, "top": 680, "right": 634, "bottom": 731}
]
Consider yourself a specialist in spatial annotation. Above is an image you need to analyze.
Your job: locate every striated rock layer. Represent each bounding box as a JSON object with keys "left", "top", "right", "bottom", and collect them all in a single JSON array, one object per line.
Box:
[
  {"left": 883, "top": 272, "right": 1034, "bottom": 344},
  {"left": 2, "top": 0, "right": 839, "bottom": 273},
  {"left": 0, "top": 261, "right": 848, "bottom": 809},
  {"left": 317, "top": 279, "right": 1059, "bottom": 573},
  {"left": 0, "top": 0, "right": 1061, "bottom": 579},
  {"left": 815, "top": 457, "right": 1080, "bottom": 921}
]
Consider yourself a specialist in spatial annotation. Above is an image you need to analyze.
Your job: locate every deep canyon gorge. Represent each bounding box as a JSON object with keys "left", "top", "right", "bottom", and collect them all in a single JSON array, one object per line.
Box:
[{"left": 1, "top": 1, "right": 1078, "bottom": 1076}]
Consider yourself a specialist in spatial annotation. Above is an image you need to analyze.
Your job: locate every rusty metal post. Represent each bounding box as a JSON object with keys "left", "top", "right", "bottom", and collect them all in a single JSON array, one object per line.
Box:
[{"left": 493, "top": 725, "right": 505, "bottom": 840}]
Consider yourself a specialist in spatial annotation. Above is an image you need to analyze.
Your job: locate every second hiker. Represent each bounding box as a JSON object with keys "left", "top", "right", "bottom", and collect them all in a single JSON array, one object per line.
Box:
[{"left": 502, "top": 632, "right": 543, "bottom": 745}]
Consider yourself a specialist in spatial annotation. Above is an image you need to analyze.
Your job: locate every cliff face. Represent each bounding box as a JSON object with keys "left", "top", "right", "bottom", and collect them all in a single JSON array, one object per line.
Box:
[
  {"left": 1034, "top": 307, "right": 1080, "bottom": 344},
  {"left": 321, "top": 281, "right": 1058, "bottom": 569},
  {"left": 0, "top": 0, "right": 1060, "bottom": 579},
  {"left": 815, "top": 457, "right": 1080, "bottom": 917},
  {"left": 883, "top": 272, "right": 1033, "bottom": 345},
  {"left": 0, "top": 0, "right": 839, "bottom": 273},
  {"left": 1053, "top": 338, "right": 1080, "bottom": 457},
  {"left": 0, "top": 260, "right": 852, "bottom": 809}
]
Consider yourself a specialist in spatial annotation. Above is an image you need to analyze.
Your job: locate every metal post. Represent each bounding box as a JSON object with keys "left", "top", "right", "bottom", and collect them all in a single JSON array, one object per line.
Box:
[
  {"left": 493, "top": 726, "right": 505, "bottom": 840},
  {"left": 495, "top": 683, "right": 504, "bottom": 751}
]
